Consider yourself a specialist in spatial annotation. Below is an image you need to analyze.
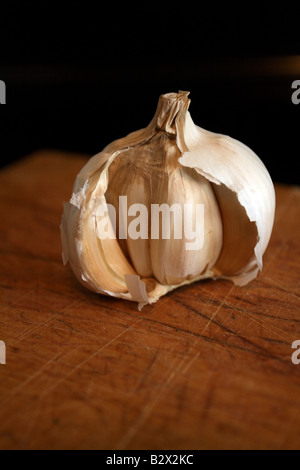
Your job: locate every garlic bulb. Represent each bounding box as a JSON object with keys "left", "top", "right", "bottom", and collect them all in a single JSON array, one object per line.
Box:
[{"left": 60, "top": 91, "right": 275, "bottom": 308}]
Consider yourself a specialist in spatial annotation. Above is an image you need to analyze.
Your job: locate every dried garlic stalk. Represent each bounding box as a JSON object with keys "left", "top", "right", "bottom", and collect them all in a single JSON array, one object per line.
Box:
[{"left": 61, "top": 91, "right": 275, "bottom": 309}]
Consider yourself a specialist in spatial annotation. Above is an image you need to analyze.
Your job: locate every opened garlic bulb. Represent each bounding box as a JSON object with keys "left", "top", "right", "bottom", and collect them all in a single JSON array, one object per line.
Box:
[{"left": 61, "top": 91, "right": 275, "bottom": 308}]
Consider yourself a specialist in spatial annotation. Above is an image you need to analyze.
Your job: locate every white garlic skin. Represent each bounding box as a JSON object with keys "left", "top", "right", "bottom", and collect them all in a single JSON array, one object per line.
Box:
[
  {"left": 178, "top": 109, "right": 276, "bottom": 285},
  {"left": 60, "top": 91, "right": 276, "bottom": 306}
]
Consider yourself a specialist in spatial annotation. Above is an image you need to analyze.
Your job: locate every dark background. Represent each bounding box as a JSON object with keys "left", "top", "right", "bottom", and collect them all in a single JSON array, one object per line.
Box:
[{"left": 0, "top": 2, "right": 299, "bottom": 184}]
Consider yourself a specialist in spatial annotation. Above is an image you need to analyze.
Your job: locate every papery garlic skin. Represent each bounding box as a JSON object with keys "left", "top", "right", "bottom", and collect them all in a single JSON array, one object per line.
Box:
[
  {"left": 61, "top": 91, "right": 275, "bottom": 307},
  {"left": 178, "top": 111, "right": 276, "bottom": 286}
]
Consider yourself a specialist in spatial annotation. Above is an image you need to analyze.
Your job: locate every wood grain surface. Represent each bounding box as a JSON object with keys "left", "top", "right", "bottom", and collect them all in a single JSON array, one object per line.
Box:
[{"left": 0, "top": 150, "right": 299, "bottom": 450}]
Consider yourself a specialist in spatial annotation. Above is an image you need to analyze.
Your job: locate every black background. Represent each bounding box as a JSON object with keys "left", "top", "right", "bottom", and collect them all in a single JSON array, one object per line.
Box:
[{"left": 0, "top": 2, "right": 299, "bottom": 184}]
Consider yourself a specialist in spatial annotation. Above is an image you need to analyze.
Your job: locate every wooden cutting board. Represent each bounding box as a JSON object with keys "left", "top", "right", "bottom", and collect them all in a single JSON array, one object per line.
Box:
[{"left": 0, "top": 150, "right": 299, "bottom": 450}]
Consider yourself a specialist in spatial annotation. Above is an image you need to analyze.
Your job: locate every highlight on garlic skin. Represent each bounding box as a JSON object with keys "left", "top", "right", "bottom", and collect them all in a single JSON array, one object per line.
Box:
[{"left": 60, "top": 91, "right": 276, "bottom": 309}]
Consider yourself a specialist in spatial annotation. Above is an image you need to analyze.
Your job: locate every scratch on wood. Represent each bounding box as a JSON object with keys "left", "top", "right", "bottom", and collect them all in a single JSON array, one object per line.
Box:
[
  {"left": 116, "top": 352, "right": 187, "bottom": 449},
  {"left": 200, "top": 285, "right": 235, "bottom": 336},
  {"left": 263, "top": 277, "right": 300, "bottom": 301},
  {"left": 37, "top": 318, "right": 144, "bottom": 397}
]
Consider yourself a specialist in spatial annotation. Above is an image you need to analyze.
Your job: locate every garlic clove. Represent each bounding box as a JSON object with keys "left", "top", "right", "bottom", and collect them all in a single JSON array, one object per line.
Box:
[
  {"left": 61, "top": 152, "right": 137, "bottom": 294},
  {"left": 149, "top": 167, "right": 223, "bottom": 285},
  {"left": 104, "top": 144, "right": 155, "bottom": 279}
]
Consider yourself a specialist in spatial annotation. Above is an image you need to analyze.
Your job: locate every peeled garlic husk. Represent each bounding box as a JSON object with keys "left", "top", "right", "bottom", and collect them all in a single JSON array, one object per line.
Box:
[{"left": 61, "top": 91, "right": 275, "bottom": 309}]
